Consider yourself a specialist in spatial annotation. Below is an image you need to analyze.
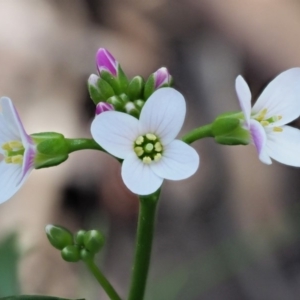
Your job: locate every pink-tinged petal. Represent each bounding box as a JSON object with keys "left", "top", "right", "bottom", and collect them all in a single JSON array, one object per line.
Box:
[
  {"left": 154, "top": 67, "right": 171, "bottom": 89},
  {"left": 20, "top": 145, "right": 35, "bottom": 183},
  {"left": 249, "top": 119, "right": 271, "bottom": 164},
  {"left": 95, "top": 102, "right": 114, "bottom": 115},
  {"left": 252, "top": 68, "right": 300, "bottom": 126},
  {"left": 122, "top": 153, "right": 163, "bottom": 195},
  {"left": 265, "top": 125, "right": 300, "bottom": 167},
  {"left": 91, "top": 111, "right": 140, "bottom": 159},
  {"left": 139, "top": 88, "right": 186, "bottom": 145},
  {"left": 96, "top": 48, "right": 118, "bottom": 77},
  {"left": 0, "top": 161, "right": 23, "bottom": 204},
  {"left": 0, "top": 97, "right": 32, "bottom": 147},
  {"left": 235, "top": 75, "right": 252, "bottom": 128},
  {"left": 150, "top": 140, "right": 199, "bottom": 180}
]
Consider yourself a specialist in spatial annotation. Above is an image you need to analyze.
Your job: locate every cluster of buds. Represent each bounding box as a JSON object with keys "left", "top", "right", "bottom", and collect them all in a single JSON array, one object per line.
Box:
[
  {"left": 88, "top": 48, "right": 173, "bottom": 118},
  {"left": 45, "top": 225, "right": 105, "bottom": 262}
]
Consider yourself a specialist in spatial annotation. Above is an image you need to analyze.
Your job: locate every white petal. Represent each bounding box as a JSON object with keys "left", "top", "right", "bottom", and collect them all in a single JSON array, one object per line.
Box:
[
  {"left": 139, "top": 88, "right": 186, "bottom": 145},
  {"left": 265, "top": 125, "right": 300, "bottom": 167},
  {"left": 91, "top": 111, "right": 140, "bottom": 159},
  {"left": 150, "top": 140, "right": 199, "bottom": 180},
  {"left": 235, "top": 75, "right": 252, "bottom": 128},
  {"left": 0, "top": 161, "right": 24, "bottom": 204},
  {"left": 122, "top": 153, "right": 163, "bottom": 195},
  {"left": 249, "top": 120, "right": 272, "bottom": 164},
  {"left": 252, "top": 68, "right": 300, "bottom": 126},
  {"left": 0, "top": 97, "right": 31, "bottom": 147}
]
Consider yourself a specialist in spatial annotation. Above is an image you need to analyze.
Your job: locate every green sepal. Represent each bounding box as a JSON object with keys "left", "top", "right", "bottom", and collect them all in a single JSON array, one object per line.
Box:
[
  {"left": 143, "top": 74, "right": 155, "bottom": 100},
  {"left": 212, "top": 117, "right": 240, "bottom": 136},
  {"left": 31, "top": 132, "right": 69, "bottom": 169},
  {"left": 83, "top": 230, "right": 105, "bottom": 254},
  {"left": 61, "top": 245, "right": 81, "bottom": 262},
  {"left": 214, "top": 126, "right": 250, "bottom": 146},
  {"left": 107, "top": 96, "right": 124, "bottom": 111},
  {"left": 88, "top": 83, "right": 104, "bottom": 105},
  {"left": 45, "top": 225, "right": 73, "bottom": 250},
  {"left": 100, "top": 70, "right": 122, "bottom": 95},
  {"left": 117, "top": 64, "right": 129, "bottom": 93},
  {"left": 127, "top": 76, "right": 145, "bottom": 100},
  {"left": 96, "top": 78, "right": 115, "bottom": 100},
  {"left": 0, "top": 296, "right": 84, "bottom": 300}
]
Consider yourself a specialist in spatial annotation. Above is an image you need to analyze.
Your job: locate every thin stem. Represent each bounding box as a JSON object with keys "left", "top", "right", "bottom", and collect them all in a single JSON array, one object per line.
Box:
[
  {"left": 65, "top": 138, "right": 105, "bottom": 153},
  {"left": 181, "top": 124, "right": 214, "bottom": 144},
  {"left": 85, "top": 259, "right": 122, "bottom": 300},
  {"left": 127, "top": 190, "right": 160, "bottom": 300}
]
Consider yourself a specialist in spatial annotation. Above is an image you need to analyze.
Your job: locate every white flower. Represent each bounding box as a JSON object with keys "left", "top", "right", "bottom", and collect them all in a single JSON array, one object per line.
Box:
[
  {"left": 0, "top": 97, "right": 36, "bottom": 203},
  {"left": 91, "top": 88, "right": 200, "bottom": 195},
  {"left": 235, "top": 68, "right": 300, "bottom": 166}
]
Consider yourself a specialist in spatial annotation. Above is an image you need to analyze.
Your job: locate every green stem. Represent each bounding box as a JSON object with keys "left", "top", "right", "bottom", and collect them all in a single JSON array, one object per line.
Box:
[
  {"left": 65, "top": 138, "right": 105, "bottom": 153},
  {"left": 127, "top": 190, "right": 161, "bottom": 300},
  {"left": 85, "top": 259, "right": 122, "bottom": 300},
  {"left": 181, "top": 124, "right": 214, "bottom": 144}
]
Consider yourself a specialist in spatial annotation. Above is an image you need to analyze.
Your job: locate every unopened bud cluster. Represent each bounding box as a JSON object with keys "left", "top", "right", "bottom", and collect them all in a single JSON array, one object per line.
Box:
[
  {"left": 45, "top": 225, "right": 105, "bottom": 263},
  {"left": 88, "top": 48, "right": 173, "bottom": 118}
]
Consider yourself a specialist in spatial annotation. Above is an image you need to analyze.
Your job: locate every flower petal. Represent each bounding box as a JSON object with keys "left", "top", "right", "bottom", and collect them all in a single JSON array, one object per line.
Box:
[
  {"left": 91, "top": 111, "right": 140, "bottom": 159},
  {"left": 235, "top": 75, "right": 252, "bottom": 128},
  {"left": 0, "top": 161, "right": 24, "bottom": 204},
  {"left": 122, "top": 153, "right": 163, "bottom": 195},
  {"left": 252, "top": 68, "right": 300, "bottom": 126},
  {"left": 139, "top": 88, "right": 186, "bottom": 145},
  {"left": 150, "top": 140, "right": 199, "bottom": 180},
  {"left": 0, "top": 97, "right": 32, "bottom": 147},
  {"left": 265, "top": 125, "right": 300, "bottom": 167},
  {"left": 249, "top": 119, "right": 272, "bottom": 164}
]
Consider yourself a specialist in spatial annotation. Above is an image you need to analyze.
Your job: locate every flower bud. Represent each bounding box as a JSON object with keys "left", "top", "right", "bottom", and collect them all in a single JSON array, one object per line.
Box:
[
  {"left": 95, "top": 102, "right": 114, "bottom": 115},
  {"left": 153, "top": 67, "right": 172, "bottom": 89},
  {"left": 212, "top": 113, "right": 250, "bottom": 146},
  {"left": 125, "top": 102, "right": 140, "bottom": 118},
  {"left": 96, "top": 78, "right": 115, "bottom": 100},
  {"left": 127, "top": 76, "right": 144, "bottom": 100},
  {"left": 96, "top": 48, "right": 129, "bottom": 94},
  {"left": 87, "top": 74, "right": 104, "bottom": 104},
  {"left": 61, "top": 245, "right": 81, "bottom": 262},
  {"left": 80, "top": 248, "right": 94, "bottom": 262},
  {"left": 45, "top": 224, "right": 73, "bottom": 250},
  {"left": 96, "top": 48, "right": 118, "bottom": 77},
  {"left": 107, "top": 95, "right": 124, "bottom": 111},
  {"left": 143, "top": 67, "right": 172, "bottom": 100},
  {"left": 31, "top": 132, "right": 69, "bottom": 169},
  {"left": 74, "top": 230, "right": 86, "bottom": 246},
  {"left": 83, "top": 230, "right": 105, "bottom": 254}
]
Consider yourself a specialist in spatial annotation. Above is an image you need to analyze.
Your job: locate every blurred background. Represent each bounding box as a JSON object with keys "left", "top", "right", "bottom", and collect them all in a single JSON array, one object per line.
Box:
[{"left": 1, "top": 0, "right": 300, "bottom": 299}]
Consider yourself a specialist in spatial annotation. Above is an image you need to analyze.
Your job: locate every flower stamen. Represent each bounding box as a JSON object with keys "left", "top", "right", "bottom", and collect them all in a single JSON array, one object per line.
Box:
[
  {"left": 256, "top": 109, "right": 268, "bottom": 121},
  {"left": 133, "top": 133, "right": 163, "bottom": 164},
  {"left": 273, "top": 127, "right": 283, "bottom": 132}
]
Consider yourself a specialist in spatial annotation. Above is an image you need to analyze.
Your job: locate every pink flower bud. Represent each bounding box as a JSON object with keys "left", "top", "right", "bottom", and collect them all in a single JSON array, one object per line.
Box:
[
  {"left": 154, "top": 67, "right": 171, "bottom": 89},
  {"left": 95, "top": 102, "right": 115, "bottom": 115},
  {"left": 96, "top": 48, "right": 118, "bottom": 77}
]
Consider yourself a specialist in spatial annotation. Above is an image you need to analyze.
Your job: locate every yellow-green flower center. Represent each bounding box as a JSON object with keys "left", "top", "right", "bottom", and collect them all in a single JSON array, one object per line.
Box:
[
  {"left": 254, "top": 108, "right": 283, "bottom": 132},
  {"left": 1, "top": 140, "right": 24, "bottom": 164},
  {"left": 134, "top": 133, "right": 163, "bottom": 164}
]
